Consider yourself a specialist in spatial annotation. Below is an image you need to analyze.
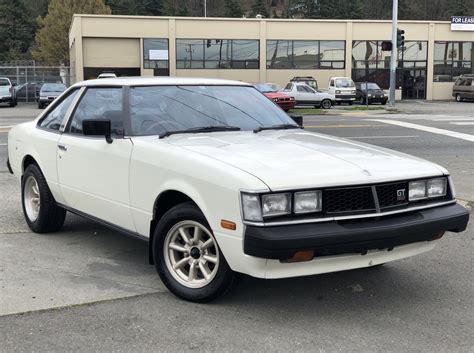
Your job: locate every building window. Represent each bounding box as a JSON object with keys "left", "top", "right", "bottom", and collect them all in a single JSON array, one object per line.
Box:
[
  {"left": 176, "top": 39, "right": 259, "bottom": 69},
  {"left": 143, "top": 39, "right": 169, "bottom": 69},
  {"left": 266, "top": 40, "right": 345, "bottom": 69},
  {"left": 434, "top": 41, "right": 473, "bottom": 82},
  {"left": 352, "top": 41, "right": 427, "bottom": 93}
]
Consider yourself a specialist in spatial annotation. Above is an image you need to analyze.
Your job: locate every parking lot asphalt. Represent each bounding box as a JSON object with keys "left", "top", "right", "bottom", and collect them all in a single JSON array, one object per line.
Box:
[{"left": 0, "top": 101, "right": 473, "bottom": 352}]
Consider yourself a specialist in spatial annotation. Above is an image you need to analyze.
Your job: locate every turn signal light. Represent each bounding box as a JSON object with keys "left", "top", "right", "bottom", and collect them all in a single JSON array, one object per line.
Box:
[{"left": 220, "top": 220, "right": 236, "bottom": 230}]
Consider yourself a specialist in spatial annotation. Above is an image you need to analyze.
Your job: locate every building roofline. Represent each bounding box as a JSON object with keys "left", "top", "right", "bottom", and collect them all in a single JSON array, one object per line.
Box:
[{"left": 71, "top": 14, "right": 451, "bottom": 25}]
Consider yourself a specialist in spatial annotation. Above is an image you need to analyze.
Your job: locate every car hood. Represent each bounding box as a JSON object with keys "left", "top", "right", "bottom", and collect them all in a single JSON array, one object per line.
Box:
[
  {"left": 40, "top": 91, "right": 62, "bottom": 97},
  {"left": 162, "top": 130, "right": 446, "bottom": 190}
]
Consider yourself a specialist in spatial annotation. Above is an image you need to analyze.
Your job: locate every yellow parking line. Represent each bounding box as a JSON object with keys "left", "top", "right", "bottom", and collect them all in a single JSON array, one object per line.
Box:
[{"left": 305, "top": 124, "right": 384, "bottom": 128}]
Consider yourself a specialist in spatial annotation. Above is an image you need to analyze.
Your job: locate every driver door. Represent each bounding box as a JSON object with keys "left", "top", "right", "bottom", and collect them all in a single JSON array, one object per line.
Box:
[{"left": 57, "top": 87, "right": 135, "bottom": 231}]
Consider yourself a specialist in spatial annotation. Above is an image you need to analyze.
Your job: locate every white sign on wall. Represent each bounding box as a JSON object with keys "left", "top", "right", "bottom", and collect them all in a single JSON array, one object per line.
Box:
[
  {"left": 149, "top": 49, "right": 169, "bottom": 60},
  {"left": 451, "top": 16, "right": 474, "bottom": 31}
]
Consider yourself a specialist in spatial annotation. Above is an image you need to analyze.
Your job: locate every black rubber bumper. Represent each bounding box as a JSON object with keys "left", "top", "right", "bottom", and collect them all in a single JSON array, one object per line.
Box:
[{"left": 244, "top": 204, "right": 469, "bottom": 259}]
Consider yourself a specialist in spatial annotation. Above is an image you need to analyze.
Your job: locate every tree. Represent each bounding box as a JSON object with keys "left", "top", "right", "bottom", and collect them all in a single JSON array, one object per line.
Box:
[
  {"left": 224, "top": 0, "right": 244, "bottom": 17},
  {"left": 33, "top": 0, "right": 111, "bottom": 65},
  {"left": 251, "top": 0, "right": 269, "bottom": 17},
  {"left": 0, "top": 0, "right": 36, "bottom": 61},
  {"left": 106, "top": 0, "right": 164, "bottom": 16}
]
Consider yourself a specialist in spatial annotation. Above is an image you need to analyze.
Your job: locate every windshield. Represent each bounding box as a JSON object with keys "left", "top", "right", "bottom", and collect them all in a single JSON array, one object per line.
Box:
[
  {"left": 129, "top": 85, "right": 296, "bottom": 136},
  {"left": 0, "top": 79, "right": 10, "bottom": 86},
  {"left": 254, "top": 84, "right": 277, "bottom": 93},
  {"left": 335, "top": 78, "right": 355, "bottom": 88},
  {"left": 360, "top": 83, "right": 381, "bottom": 91},
  {"left": 41, "top": 84, "right": 66, "bottom": 93}
]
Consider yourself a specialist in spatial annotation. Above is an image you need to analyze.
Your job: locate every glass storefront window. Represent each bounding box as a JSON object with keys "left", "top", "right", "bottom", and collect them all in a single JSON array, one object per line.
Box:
[
  {"left": 434, "top": 41, "right": 474, "bottom": 81},
  {"left": 143, "top": 39, "right": 169, "bottom": 69},
  {"left": 267, "top": 40, "right": 345, "bottom": 69},
  {"left": 176, "top": 39, "right": 259, "bottom": 69}
]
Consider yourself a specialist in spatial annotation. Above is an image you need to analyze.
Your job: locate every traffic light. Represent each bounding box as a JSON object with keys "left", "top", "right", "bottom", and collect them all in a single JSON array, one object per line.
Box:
[
  {"left": 397, "top": 28, "right": 405, "bottom": 48},
  {"left": 381, "top": 41, "right": 393, "bottom": 51}
]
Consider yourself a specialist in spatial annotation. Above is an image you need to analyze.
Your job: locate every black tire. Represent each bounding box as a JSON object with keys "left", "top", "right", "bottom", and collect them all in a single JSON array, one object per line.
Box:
[
  {"left": 382, "top": 101, "right": 387, "bottom": 105},
  {"left": 321, "top": 99, "right": 332, "bottom": 109},
  {"left": 21, "top": 164, "right": 66, "bottom": 233},
  {"left": 153, "top": 202, "right": 235, "bottom": 302},
  {"left": 455, "top": 94, "right": 463, "bottom": 102},
  {"left": 348, "top": 101, "right": 353, "bottom": 105},
  {"left": 38, "top": 102, "right": 44, "bottom": 109},
  {"left": 9, "top": 100, "right": 15, "bottom": 107}
]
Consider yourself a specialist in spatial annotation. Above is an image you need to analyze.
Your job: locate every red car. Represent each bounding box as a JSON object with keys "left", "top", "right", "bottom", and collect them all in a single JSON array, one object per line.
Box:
[{"left": 254, "top": 83, "right": 295, "bottom": 112}]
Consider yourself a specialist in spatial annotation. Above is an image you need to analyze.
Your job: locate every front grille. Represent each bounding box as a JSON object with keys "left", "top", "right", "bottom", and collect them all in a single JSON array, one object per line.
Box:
[
  {"left": 324, "top": 187, "right": 375, "bottom": 214},
  {"left": 376, "top": 181, "right": 409, "bottom": 209}
]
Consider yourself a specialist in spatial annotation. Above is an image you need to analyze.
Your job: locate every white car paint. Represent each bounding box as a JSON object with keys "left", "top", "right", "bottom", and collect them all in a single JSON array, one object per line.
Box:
[
  {"left": 283, "top": 82, "right": 335, "bottom": 107},
  {"left": 328, "top": 76, "right": 357, "bottom": 103},
  {"left": 6, "top": 77, "right": 459, "bottom": 280}
]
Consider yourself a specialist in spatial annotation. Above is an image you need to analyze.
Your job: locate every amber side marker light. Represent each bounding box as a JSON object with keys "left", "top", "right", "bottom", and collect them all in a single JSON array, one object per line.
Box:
[
  {"left": 220, "top": 220, "right": 236, "bottom": 230},
  {"left": 287, "top": 250, "right": 314, "bottom": 263}
]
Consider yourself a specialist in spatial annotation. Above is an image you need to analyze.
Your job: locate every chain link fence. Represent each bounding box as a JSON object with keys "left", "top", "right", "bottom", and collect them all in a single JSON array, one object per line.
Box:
[{"left": 0, "top": 64, "right": 73, "bottom": 102}]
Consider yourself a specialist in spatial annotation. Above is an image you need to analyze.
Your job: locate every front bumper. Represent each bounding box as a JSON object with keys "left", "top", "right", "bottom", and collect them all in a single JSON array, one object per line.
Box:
[
  {"left": 368, "top": 96, "right": 388, "bottom": 104},
  {"left": 335, "top": 94, "right": 356, "bottom": 101},
  {"left": 0, "top": 96, "right": 13, "bottom": 103},
  {"left": 277, "top": 101, "right": 296, "bottom": 110},
  {"left": 38, "top": 97, "right": 57, "bottom": 104},
  {"left": 244, "top": 204, "right": 469, "bottom": 260}
]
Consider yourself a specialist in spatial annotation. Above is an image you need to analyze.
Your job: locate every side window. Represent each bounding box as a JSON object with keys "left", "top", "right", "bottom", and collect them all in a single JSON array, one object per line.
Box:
[
  {"left": 68, "top": 88, "right": 123, "bottom": 135},
  {"left": 330, "top": 80, "right": 335, "bottom": 87},
  {"left": 296, "top": 86, "right": 306, "bottom": 93},
  {"left": 39, "top": 89, "right": 79, "bottom": 131}
]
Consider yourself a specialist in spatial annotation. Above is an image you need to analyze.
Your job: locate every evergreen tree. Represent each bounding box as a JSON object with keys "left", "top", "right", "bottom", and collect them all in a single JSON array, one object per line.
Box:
[
  {"left": 33, "top": 0, "right": 111, "bottom": 65},
  {"left": 0, "top": 0, "right": 36, "bottom": 61},
  {"left": 224, "top": 0, "right": 243, "bottom": 17},
  {"left": 251, "top": 0, "right": 269, "bottom": 17}
]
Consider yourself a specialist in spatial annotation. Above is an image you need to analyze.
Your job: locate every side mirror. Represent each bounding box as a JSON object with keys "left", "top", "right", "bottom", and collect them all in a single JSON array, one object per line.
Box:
[
  {"left": 289, "top": 115, "right": 303, "bottom": 127},
  {"left": 82, "top": 119, "right": 113, "bottom": 143}
]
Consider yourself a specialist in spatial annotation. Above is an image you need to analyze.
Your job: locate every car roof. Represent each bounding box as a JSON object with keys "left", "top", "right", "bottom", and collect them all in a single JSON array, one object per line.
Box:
[{"left": 72, "top": 76, "right": 252, "bottom": 88}]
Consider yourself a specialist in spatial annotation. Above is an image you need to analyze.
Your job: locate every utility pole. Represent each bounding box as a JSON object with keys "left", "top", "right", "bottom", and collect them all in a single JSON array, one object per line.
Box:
[
  {"left": 389, "top": 0, "right": 398, "bottom": 107},
  {"left": 204, "top": 0, "right": 207, "bottom": 17}
]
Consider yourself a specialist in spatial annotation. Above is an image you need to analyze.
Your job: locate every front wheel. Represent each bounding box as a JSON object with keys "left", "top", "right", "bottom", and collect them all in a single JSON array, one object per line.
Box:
[
  {"left": 22, "top": 164, "right": 66, "bottom": 233},
  {"left": 153, "top": 202, "right": 235, "bottom": 302},
  {"left": 320, "top": 99, "right": 332, "bottom": 109},
  {"left": 348, "top": 101, "right": 353, "bottom": 106},
  {"left": 455, "top": 94, "right": 463, "bottom": 102}
]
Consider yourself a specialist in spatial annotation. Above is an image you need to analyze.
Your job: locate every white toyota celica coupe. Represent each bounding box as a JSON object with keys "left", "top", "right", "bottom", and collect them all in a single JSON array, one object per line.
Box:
[{"left": 7, "top": 77, "right": 469, "bottom": 302}]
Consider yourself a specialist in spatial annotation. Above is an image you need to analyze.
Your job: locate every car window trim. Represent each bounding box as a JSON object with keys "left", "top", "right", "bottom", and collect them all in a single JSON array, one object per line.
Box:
[
  {"left": 63, "top": 85, "right": 126, "bottom": 138},
  {"left": 36, "top": 87, "right": 82, "bottom": 134}
]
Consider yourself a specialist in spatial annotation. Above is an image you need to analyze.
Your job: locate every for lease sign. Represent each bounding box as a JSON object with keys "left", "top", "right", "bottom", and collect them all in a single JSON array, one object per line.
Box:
[{"left": 451, "top": 16, "right": 474, "bottom": 31}]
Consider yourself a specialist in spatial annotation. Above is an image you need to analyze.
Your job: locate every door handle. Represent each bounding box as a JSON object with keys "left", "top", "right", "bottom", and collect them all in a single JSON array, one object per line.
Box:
[{"left": 58, "top": 144, "right": 67, "bottom": 151}]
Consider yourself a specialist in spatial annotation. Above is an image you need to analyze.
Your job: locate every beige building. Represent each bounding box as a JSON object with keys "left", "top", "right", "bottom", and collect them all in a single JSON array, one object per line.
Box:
[{"left": 69, "top": 15, "right": 474, "bottom": 100}]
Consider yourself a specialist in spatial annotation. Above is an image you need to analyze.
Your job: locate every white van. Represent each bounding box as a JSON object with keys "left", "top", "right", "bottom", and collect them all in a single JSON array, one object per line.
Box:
[{"left": 328, "top": 77, "right": 356, "bottom": 105}]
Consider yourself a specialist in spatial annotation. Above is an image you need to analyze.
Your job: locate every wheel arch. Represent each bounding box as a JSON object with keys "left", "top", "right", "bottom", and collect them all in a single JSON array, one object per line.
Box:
[
  {"left": 22, "top": 155, "right": 39, "bottom": 176},
  {"left": 148, "top": 189, "right": 206, "bottom": 264}
]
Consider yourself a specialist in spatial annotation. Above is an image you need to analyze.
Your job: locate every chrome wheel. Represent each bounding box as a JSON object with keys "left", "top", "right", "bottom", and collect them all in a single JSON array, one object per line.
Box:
[
  {"left": 164, "top": 221, "right": 219, "bottom": 289},
  {"left": 24, "top": 176, "right": 40, "bottom": 222}
]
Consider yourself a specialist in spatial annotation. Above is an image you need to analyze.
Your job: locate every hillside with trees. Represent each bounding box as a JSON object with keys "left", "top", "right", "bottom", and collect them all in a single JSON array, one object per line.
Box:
[{"left": 0, "top": 0, "right": 472, "bottom": 64}]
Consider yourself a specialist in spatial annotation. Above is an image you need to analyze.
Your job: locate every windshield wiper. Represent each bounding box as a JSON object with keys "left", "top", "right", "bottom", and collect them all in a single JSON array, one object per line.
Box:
[
  {"left": 253, "top": 124, "right": 302, "bottom": 133},
  {"left": 159, "top": 126, "right": 241, "bottom": 139}
]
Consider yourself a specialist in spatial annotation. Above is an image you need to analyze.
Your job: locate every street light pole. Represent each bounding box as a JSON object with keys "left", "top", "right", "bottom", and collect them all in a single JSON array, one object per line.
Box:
[
  {"left": 389, "top": 0, "right": 398, "bottom": 107},
  {"left": 204, "top": 0, "right": 207, "bottom": 17}
]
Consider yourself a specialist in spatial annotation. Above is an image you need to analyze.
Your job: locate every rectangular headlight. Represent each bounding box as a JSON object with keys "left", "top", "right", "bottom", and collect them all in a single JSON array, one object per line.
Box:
[
  {"left": 241, "top": 193, "right": 262, "bottom": 221},
  {"left": 427, "top": 178, "right": 447, "bottom": 198},
  {"left": 262, "top": 193, "right": 291, "bottom": 217},
  {"left": 294, "top": 191, "right": 322, "bottom": 214},
  {"left": 409, "top": 180, "right": 427, "bottom": 200}
]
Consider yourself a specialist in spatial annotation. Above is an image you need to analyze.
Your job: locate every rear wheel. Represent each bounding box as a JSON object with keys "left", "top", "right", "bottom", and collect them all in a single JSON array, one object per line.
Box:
[
  {"left": 153, "top": 202, "right": 235, "bottom": 302},
  {"left": 455, "top": 94, "right": 463, "bottom": 102},
  {"left": 22, "top": 164, "right": 66, "bottom": 233}
]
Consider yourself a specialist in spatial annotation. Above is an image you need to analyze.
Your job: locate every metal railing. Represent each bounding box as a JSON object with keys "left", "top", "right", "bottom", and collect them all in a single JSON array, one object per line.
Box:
[{"left": 0, "top": 65, "right": 73, "bottom": 102}]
